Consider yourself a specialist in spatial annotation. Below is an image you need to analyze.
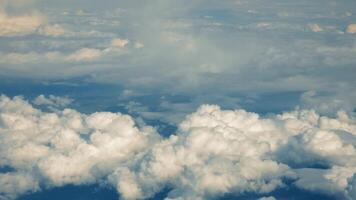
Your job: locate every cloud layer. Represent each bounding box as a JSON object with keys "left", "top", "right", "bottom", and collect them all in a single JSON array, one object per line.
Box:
[
  {"left": 0, "top": 95, "right": 356, "bottom": 200},
  {"left": 1, "top": 0, "right": 355, "bottom": 99}
]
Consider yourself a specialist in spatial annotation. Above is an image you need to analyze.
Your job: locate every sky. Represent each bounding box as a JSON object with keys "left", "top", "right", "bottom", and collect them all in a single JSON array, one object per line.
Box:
[{"left": 0, "top": 0, "right": 356, "bottom": 200}]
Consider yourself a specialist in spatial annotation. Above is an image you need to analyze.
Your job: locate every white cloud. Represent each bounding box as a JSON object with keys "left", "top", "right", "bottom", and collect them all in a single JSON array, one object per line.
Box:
[
  {"left": 0, "top": 95, "right": 160, "bottom": 199},
  {"left": 0, "top": 172, "right": 40, "bottom": 200},
  {"left": 0, "top": 95, "right": 356, "bottom": 200}
]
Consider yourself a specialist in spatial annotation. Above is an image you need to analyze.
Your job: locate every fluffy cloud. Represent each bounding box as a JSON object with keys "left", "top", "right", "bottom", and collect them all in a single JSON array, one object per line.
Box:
[
  {"left": 0, "top": 172, "right": 40, "bottom": 200},
  {"left": 0, "top": 95, "right": 356, "bottom": 200},
  {"left": 0, "top": 95, "right": 160, "bottom": 199}
]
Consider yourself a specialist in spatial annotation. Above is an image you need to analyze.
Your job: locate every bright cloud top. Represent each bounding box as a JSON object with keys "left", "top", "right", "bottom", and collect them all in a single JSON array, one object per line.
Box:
[{"left": 0, "top": 95, "right": 356, "bottom": 200}]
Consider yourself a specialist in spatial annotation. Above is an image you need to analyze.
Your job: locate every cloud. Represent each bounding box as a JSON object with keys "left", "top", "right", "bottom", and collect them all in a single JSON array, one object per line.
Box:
[
  {"left": 346, "top": 24, "right": 356, "bottom": 34},
  {"left": 0, "top": 0, "right": 355, "bottom": 106},
  {"left": 0, "top": 95, "right": 160, "bottom": 199},
  {"left": 0, "top": 51, "right": 61, "bottom": 64},
  {"left": 347, "top": 174, "right": 356, "bottom": 200},
  {"left": 1, "top": 95, "right": 356, "bottom": 200},
  {"left": 32, "top": 94, "right": 73, "bottom": 109},
  {"left": 0, "top": 4, "right": 355, "bottom": 200},
  {"left": 38, "top": 24, "right": 67, "bottom": 36},
  {"left": 134, "top": 42, "right": 144, "bottom": 49},
  {"left": 308, "top": 24, "right": 323, "bottom": 32},
  {"left": 0, "top": 0, "right": 38, "bottom": 7},
  {"left": 111, "top": 38, "right": 130, "bottom": 48},
  {"left": 300, "top": 90, "right": 356, "bottom": 115},
  {"left": 110, "top": 104, "right": 296, "bottom": 199},
  {"left": 66, "top": 48, "right": 102, "bottom": 61},
  {"left": 258, "top": 197, "right": 276, "bottom": 200},
  {"left": 0, "top": 1, "right": 67, "bottom": 37},
  {"left": 0, "top": 11, "right": 44, "bottom": 36},
  {"left": 0, "top": 172, "right": 40, "bottom": 200}
]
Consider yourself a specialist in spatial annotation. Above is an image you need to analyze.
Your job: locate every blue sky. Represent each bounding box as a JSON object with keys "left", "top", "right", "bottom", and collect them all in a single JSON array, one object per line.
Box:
[{"left": 1, "top": 0, "right": 356, "bottom": 200}]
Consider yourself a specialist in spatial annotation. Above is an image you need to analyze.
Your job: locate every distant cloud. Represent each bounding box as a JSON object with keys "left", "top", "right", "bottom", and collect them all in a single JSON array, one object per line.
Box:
[
  {"left": 33, "top": 94, "right": 73, "bottom": 108},
  {"left": 0, "top": 0, "right": 355, "bottom": 102},
  {"left": 39, "top": 24, "right": 67, "bottom": 36},
  {"left": 258, "top": 197, "right": 276, "bottom": 200},
  {"left": 66, "top": 48, "right": 102, "bottom": 61},
  {"left": 0, "top": 11, "right": 44, "bottom": 36},
  {"left": 0, "top": 3, "right": 68, "bottom": 37},
  {"left": 111, "top": 38, "right": 129, "bottom": 48},
  {"left": 134, "top": 41, "right": 144, "bottom": 49},
  {"left": 300, "top": 90, "right": 356, "bottom": 115},
  {"left": 0, "top": 51, "right": 61, "bottom": 64},
  {"left": 308, "top": 24, "right": 323, "bottom": 32},
  {"left": 256, "top": 22, "right": 271, "bottom": 29},
  {"left": 346, "top": 24, "right": 356, "bottom": 34}
]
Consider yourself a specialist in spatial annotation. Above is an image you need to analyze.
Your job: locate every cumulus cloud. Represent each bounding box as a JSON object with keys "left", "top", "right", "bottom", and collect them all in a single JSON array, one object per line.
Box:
[
  {"left": 1, "top": 95, "right": 356, "bottom": 199},
  {"left": 108, "top": 105, "right": 297, "bottom": 200},
  {"left": 0, "top": 95, "right": 160, "bottom": 199},
  {"left": 0, "top": 172, "right": 40, "bottom": 200}
]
